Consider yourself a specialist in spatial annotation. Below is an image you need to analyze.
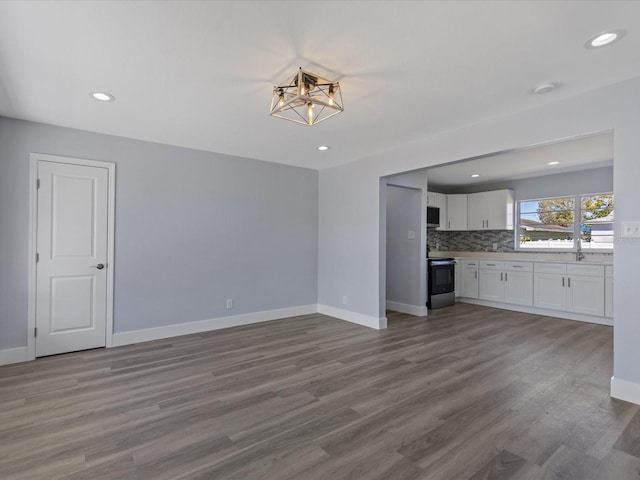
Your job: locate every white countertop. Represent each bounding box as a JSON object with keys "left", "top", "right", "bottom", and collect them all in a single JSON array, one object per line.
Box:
[{"left": 430, "top": 251, "right": 613, "bottom": 265}]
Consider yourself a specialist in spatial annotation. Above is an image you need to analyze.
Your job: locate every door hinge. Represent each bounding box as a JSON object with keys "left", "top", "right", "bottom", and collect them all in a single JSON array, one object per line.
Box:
[
  {"left": 34, "top": 327, "right": 37, "bottom": 338},
  {"left": 36, "top": 253, "right": 39, "bottom": 263},
  {"left": 37, "top": 178, "right": 40, "bottom": 189}
]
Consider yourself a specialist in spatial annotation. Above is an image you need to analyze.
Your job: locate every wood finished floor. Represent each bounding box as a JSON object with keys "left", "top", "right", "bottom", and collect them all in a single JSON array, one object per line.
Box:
[{"left": 1, "top": 304, "right": 640, "bottom": 479}]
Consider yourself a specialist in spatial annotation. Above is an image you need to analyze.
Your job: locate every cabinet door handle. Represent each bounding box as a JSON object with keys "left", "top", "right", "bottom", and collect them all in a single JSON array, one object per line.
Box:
[
  {"left": 487, "top": 263, "right": 496, "bottom": 266},
  {"left": 568, "top": 277, "right": 571, "bottom": 288},
  {"left": 448, "top": 221, "right": 450, "bottom": 229},
  {"left": 505, "top": 272, "right": 508, "bottom": 282},
  {"left": 486, "top": 220, "right": 489, "bottom": 228},
  {"left": 562, "top": 277, "right": 565, "bottom": 287},
  {"left": 475, "top": 270, "right": 477, "bottom": 279}
]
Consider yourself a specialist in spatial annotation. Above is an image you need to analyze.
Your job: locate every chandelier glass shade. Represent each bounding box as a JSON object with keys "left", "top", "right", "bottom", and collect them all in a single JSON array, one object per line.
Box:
[{"left": 270, "top": 68, "right": 343, "bottom": 126}]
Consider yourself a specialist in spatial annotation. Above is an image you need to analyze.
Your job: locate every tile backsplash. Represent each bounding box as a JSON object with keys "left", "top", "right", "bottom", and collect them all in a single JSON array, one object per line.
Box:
[
  {"left": 427, "top": 229, "right": 515, "bottom": 253},
  {"left": 427, "top": 228, "right": 613, "bottom": 259}
]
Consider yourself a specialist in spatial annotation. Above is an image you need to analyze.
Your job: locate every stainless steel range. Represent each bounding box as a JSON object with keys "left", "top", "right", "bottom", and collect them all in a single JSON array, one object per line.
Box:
[{"left": 427, "top": 258, "right": 455, "bottom": 309}]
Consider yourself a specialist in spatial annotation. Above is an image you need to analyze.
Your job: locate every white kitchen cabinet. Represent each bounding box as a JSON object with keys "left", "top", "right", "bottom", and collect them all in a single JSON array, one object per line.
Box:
[
  {"left": 479, "top": 260, "right": 533, "bottom": 306},
  {"left": 467, "top": 189, "right": 514, "bottom": 230},
  {"left": 445, "top": 194, "right": 467, "bottom": 231},
  {"left": 605, "top": 265, "right": 613, "bottom": 318},
  {"left": 427, "top": 191, "right": 446, "bottom": 208},
  {"left": 479, "top": 261, "right": 505, "bottom": 302},
  {"left": 533, "top": 272, "right": 566, "bottom": 310},
  {"left": 427, "top": 191, "right": 447, "bottom": 231},
  {"left": 533, "top": 263, "right": 604, "bottom": 316},
  {"left": 454, "top": 260, "right": 461, "bottom": 297},
  {"left": 566, "top": 264, "right": 605, "bottom": 316},
  {"left": 504, "top": 263, "right": 534, "bottom": 307},
  {"left": 461, "top": 259, "right": 479, "bottom": 298}
]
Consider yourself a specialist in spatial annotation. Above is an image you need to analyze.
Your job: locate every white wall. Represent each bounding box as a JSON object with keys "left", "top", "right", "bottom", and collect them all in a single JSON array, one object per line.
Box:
[
  {"left": 0, "top": 117, "right": 319, "bottom": 350},
  {"left": 318, "top": 76, "right": 640, "bottom": 402}
]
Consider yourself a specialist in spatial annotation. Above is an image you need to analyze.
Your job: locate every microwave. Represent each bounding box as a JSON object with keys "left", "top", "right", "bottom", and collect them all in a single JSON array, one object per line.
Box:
[{"left": 427, "top": 206, "right": 440, "bottom": 227}]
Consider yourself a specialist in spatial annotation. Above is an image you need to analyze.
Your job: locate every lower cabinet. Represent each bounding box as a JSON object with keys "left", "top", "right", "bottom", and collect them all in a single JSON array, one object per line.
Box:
[
  {"left": 504, "top": 266, "right": 534, "bottom": 307},
  {"left": 533, "top": 272, "right": 566, "bottom": 310},
  {"left": 454, "top": 257, "right": 609, "bottom": 321},
  {"left": 461, "top": 259, "right": 479, "bottom": 299},
  {"left": 533, "top": 263, "right": 605, "bottom": 317},
  {"left": 479, "top": 261, "right": 533, "bottom": 306}
]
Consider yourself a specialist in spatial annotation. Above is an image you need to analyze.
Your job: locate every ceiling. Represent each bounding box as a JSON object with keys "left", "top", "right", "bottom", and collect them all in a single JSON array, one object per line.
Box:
[
  {"left": 0, "top": 1, "right": 638, "bottom": 170},
  {"left": 425, "top": 131, "right": 613, "bottom": 189}
]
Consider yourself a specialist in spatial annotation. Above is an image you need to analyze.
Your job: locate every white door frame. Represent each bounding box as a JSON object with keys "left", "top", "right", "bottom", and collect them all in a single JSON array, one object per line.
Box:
[{"left": 27, "top": 153, "right": 116, "bottom": 360}]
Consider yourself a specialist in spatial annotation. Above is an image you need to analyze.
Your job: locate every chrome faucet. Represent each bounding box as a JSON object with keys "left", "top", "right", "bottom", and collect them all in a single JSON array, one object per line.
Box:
[{"left": 576, "top": 239, "right": 585, "bottom": 262}]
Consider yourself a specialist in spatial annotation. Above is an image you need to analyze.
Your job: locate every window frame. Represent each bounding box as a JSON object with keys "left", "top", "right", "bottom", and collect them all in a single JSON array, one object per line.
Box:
[{"left": 515, "top": 192, "right": 613, "bottom": 253}]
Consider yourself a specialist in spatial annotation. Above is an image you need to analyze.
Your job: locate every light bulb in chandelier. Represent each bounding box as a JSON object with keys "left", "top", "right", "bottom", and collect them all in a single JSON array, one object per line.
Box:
[
  {"left": 328, "top": 85, "right": 335, "bottom": 106},
  {"left": 307, "top": 103, "right": 314, "bottom": 124}
]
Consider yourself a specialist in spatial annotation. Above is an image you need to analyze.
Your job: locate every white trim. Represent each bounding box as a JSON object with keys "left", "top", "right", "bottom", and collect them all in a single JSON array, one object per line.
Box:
[
  {"left": 386, "top": 301, "right": 428, "bottom": 317},
  {"left": 318, "top": 304, "right": 387, "bottom": 330},
  {"left": 0, "top": 347, "right": 28, "bottom": 366},
  {"left": 611, "top": 377, "right": 640, "bottom": 406},
  {"left": 28, "top": 153, "right": 116, "bottom": 359},
  {"left": 112, "top": 305, "right": 318, "bottom": 347},
  {"left": 457, "top": 297, "right": 613, "bottom": 326}
]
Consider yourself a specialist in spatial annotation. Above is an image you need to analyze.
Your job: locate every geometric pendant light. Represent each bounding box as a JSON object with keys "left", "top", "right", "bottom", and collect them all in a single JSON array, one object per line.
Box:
[{"left": 270, "top": 68, "right": 343, "bottom": 126}]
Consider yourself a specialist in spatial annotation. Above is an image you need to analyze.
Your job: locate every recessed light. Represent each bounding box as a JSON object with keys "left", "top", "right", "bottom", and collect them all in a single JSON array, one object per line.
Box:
[
  {"left": 585, "top": 30, "right": 625, "bottom": 49},
  {"left": 533, "top": 82, "right": 556, "bottom": 95},
  {"left": 548, "top": 161, "right": 560, "bottom": 165},
  {"left": 91, "top": 92, "right": 115, "bottom": 102},
  {"left": 317, "top": 145, "right": 330, "bottom": 151},
  {"left": 471, "top": 174, "right": 480, "bottom": 178}
]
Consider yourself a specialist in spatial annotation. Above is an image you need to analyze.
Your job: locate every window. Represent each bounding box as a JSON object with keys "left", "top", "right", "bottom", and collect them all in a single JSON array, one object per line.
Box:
[{"left": 518, "top": 193, "right": 613, "bottom": 250}]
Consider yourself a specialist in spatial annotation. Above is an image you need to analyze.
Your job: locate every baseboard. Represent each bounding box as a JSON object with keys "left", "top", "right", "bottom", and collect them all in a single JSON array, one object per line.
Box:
[
  {"left": 0, "top": 346, "right": 28, "bottom": 366},
  {"left": 386, "top": 301, "right": 428, "bottom": 317},
  {"left": 112, "top": 304, "right": 318, "bottom": 347},
  {"left": 318, "top": 304, "right": 387, "bottom": 330},
  {"left": 611, "top": 377, "right": 640, "bottom": 406},
  {"left": 457, "top": 298, "right": 613, "bottom": 326}
]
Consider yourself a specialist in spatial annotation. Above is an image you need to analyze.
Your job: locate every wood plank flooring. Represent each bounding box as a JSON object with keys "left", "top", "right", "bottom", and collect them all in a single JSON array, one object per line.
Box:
[{"left": 1, "top": 304, "right": 639, "bottom": 479}]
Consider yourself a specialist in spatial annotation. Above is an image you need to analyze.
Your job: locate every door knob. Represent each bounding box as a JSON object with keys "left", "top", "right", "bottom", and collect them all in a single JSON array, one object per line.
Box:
[{"left": 91, "top": 263, "right": 105, "bottom": 270}]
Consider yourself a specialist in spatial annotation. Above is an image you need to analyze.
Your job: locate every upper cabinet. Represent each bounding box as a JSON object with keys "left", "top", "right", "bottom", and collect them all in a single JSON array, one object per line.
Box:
[
  {"left": 428, "top": 189, "right": 513, "bottom": 231},
  {"left": 426, "top": 191, "right": 446, "bottom": 209},
  {"left": 467, "top": 189, "right": 514, "bottom": 230},
  {"left": 445, "top": 194, "right": 467, "bottom": 231},
  {"left": 427, "top": 191, "right": 447, "bottom": 231}
]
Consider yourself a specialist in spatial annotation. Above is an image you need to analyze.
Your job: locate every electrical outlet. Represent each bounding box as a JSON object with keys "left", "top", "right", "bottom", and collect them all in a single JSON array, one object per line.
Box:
[
  {"left": 408, "top": 230, "right": 416, "bottom": 239},
  {"left": 342, "top": 296, "right": 347, "bottom": 305},
  {"left": 226, "top": 298, "right": 233, "bottom": 309},
  {"left": 492, "top": 242, "right": 498, "bottom": 251}
]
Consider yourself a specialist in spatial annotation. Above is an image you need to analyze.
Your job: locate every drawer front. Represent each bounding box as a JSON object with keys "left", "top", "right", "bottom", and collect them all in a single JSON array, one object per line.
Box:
[
  {"left": 480, "top": 260, "right": 504, "bottom": 270},
  {"left": 505, "top": 261, "right": 533, "bottom": 272},
  {"left": 567, "top": 264, "right": 604, "bottom": 277},
  {"left": 462, "top": 259, "right": 479, "bottom": 268},
  {"left": 605, "top": 265, "right": 613, "bottom": 278},
  {"left": 534, "top": 262, "right": 566, "bottom": 275}
]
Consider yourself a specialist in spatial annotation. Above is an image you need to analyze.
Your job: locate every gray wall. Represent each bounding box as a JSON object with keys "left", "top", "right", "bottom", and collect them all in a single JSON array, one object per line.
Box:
[
  {"left": 0, "top": 117, "right": 318, "bottom": 349},
  {"left": 385, "top": 185, "right": 422, "bottom": 306},
  {"left": 444, "top": 166, "right": 613, "bottom": 199}
]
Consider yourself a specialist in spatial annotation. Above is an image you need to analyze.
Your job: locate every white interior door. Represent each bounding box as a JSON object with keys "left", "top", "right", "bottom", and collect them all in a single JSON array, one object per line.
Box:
[{"left": 35, "top": 160, "right": 110, "bottom": 357}]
